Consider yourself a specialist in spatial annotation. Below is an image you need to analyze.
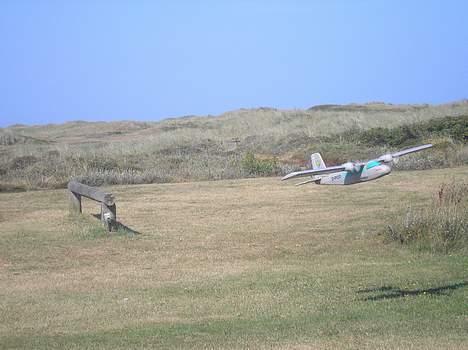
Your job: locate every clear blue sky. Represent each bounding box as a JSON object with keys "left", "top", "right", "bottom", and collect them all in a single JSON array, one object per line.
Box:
[{"left": 1, "top": 0, "right": 467, "bottom": 126}]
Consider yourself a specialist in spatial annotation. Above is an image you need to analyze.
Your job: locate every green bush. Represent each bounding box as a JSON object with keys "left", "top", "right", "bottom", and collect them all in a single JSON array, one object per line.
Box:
[
  {"left": 339, "top": 115, "right": 468, "bottom": 147},
  {"left": 241, "top": 152, "right": 279, "bottom": 176},
  {"left": 384, "top": 181, "right": 468, "bottom": 253}
]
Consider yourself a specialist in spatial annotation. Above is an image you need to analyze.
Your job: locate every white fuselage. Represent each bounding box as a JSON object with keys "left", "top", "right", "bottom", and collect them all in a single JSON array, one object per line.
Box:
[{"left": 316, "top": 163, "right": 391, "bottom": 185}]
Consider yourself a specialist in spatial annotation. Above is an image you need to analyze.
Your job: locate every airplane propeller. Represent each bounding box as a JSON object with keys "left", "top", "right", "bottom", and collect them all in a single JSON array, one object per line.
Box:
[
  {"left": 377, "top": 144, "right": 433, "bottom": 164},
  {"left": 378, "top": 154, "right": 393, "bottom": 163}
]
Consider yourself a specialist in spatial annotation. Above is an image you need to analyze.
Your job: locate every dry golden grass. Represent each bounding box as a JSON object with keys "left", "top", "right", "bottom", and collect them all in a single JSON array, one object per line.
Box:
[
  {"left": 1, "top": 103, "right": 467, "bottom": 191},
  {"left": 0, "top": 167, "right": 467, "bottom": 349}
]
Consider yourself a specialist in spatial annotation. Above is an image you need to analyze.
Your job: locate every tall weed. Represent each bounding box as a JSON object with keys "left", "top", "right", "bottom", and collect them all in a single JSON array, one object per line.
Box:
[{"left": 384, "top": 182, "right": 468, "bottom": 253}]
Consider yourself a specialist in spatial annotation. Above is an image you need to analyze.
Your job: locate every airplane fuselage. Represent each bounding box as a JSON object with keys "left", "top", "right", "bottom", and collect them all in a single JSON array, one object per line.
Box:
[
  {"left": 282, "top": 144, "right": 432, "bottom": 186},
  {"left": 315, "top": 162, "right": 391, "bottom": 185}
]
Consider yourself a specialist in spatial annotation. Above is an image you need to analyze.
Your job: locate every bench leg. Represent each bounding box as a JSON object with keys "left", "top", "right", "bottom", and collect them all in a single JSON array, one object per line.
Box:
[{"left": 101, "top": 203, "right": 117, "bottom": 231}]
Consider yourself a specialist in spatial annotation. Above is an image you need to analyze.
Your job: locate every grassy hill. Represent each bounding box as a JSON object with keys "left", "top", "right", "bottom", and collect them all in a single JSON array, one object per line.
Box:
[
  {"left": 1, "top": 100, "right": 467, "bottom": 190},
  {"left": 0, "top": 167, "right": 467, "bottom": 349}
]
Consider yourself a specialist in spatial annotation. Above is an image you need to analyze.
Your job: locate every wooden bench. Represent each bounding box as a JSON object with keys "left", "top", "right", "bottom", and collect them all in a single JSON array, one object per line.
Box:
[{"left": 68, "top": 181, "right": 116, "bottom": 231}]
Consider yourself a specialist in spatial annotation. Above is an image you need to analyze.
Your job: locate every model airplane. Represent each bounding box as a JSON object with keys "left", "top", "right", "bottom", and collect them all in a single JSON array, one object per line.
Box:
[{"left": 282, "top": 144, "right": 433, "bottom": 185}]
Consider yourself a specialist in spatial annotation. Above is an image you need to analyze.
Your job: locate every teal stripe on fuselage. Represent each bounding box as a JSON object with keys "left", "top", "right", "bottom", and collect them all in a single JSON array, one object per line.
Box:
[{"left": 366, "top": 160, "right": 381, "bottom": 169}]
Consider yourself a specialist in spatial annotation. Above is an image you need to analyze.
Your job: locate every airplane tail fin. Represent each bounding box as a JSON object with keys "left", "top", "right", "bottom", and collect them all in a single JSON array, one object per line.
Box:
[{"left": 311, "top": 153, "right": 326, "bottom": 170}]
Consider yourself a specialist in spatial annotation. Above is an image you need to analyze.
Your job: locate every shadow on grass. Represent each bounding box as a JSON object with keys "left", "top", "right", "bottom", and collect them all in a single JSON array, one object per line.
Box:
[
  {"left": 91, "top": 214, "right": 142, "bottom": 235},
  {"left": 357, "top": 281, "right": 468, "bottom": 301},
  {"left": 114, "top": 221, "right": 142, "bottom": 235}
]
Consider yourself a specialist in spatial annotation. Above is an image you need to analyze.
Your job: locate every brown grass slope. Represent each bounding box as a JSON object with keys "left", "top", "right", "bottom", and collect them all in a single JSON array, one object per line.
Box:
[
  {"left": 3, "top": 100, "right": 468, "bottom": 144},
  {"left": 1, "top": 100, "right": 467, "bottom": 190}
]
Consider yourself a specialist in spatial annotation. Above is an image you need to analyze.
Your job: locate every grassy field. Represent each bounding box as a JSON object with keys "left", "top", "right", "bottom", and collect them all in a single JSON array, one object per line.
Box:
[{"left": 0, "top": 167, "right": 467, "bottom": 349}]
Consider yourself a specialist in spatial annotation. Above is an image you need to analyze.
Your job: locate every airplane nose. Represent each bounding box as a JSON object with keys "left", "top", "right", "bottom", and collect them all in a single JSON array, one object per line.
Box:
[{"left": 382, "top": 164, "right": 391, "bottom": 174}]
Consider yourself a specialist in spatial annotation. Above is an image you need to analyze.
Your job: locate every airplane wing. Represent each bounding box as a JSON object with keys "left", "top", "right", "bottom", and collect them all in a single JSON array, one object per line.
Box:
[
  {"left": 281, "top": 165, "right": 346, "bottom": 181},
  {"left": 391, "top": 144, "right": 433, "bottom": 158}
]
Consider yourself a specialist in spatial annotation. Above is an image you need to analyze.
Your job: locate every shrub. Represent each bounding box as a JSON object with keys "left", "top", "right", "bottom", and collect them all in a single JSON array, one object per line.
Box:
[
  {"left": 9, "top": 155, "right": 39, "bottom": 170},
  {"left": 0, "top": 131, "right": 20, "bottom": 145},
  {"left": 383, "top": 181, "right": 468, "bottom": 253},
  {"left": 241, "top": 152, "right": 279, "bottom": 176},
  {"left": 339, "top": 115, "right": 468, "bottom": 147}
]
